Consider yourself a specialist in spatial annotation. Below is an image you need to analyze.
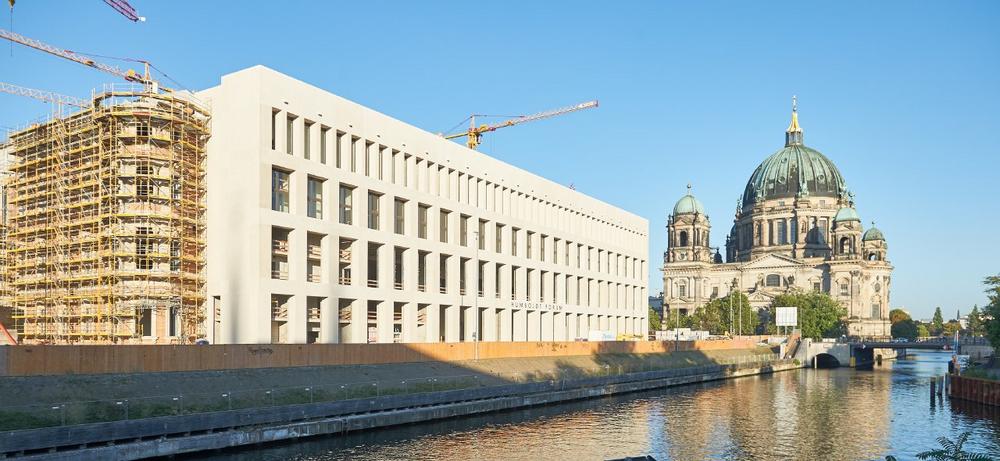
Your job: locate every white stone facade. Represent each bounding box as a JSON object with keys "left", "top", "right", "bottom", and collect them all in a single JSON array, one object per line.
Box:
[{"left": 200, "top": 66, "right": 648, "bottom": 344}]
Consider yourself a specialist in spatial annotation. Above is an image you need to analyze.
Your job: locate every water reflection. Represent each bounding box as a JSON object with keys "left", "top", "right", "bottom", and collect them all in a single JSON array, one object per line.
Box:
[{"left": 190, "top": 351, "right": 1000, "bottom": 461}]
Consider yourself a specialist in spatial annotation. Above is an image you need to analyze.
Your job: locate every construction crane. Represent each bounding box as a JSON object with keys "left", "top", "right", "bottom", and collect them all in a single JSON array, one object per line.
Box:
[
  {"left": 0, "top": 27, "right": 164, "bottom": 92},
  {"left": 0, "top": 81, "right": 91, "bottom": 109},
  {"left": 443, "top": 100, "right": 598, "bottom": 150},
  {"left": 103, "top": 0, "right": 145, "bottom": 22}
]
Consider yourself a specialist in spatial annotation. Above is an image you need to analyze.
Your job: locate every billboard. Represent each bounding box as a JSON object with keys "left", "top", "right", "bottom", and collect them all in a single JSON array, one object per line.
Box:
[{"left": 775, "top": 306, "right": 798, "bottom": 327}]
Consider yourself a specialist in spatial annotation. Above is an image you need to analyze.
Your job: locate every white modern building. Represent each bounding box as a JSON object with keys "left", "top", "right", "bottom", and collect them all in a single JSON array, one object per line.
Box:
[{"left": 199, "top": 66, "right": 649, "bottom": 344}]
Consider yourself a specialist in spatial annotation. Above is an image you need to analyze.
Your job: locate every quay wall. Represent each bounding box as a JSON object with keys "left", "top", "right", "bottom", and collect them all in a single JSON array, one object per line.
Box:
[{"left": 950, "top": 374, "right": 1000, "bottom": 406}]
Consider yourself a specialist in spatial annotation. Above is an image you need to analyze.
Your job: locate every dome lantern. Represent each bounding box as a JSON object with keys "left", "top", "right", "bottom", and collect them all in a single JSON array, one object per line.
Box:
[{"left": 785, "top": 95, "right": 803, "bottom": 147}]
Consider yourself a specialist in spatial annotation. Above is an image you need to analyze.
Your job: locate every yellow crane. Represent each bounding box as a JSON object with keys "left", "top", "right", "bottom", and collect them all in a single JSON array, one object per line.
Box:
[
  {"left": 443, "top": 100, "right": 598, "bottom": 150},
  {"left": 0, "top": 27, "right": 164, "bottom": 92}
]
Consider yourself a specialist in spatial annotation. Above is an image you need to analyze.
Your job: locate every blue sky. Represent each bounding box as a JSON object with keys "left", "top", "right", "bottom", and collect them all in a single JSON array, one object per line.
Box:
[{"left": 2, "top": 1, "right": 998, "bottom": 319}]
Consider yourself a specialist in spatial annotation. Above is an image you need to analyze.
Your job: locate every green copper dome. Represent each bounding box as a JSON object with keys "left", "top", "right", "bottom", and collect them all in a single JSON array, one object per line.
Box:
[
  {"left": 863, "top": 226, "right": 885, "bottom": 241},
  {"left": 672, "top": 187, "right": 705, "bottom": 216},
  {"left": 834, "top": 207, "right": 860, "bottom": 222}
]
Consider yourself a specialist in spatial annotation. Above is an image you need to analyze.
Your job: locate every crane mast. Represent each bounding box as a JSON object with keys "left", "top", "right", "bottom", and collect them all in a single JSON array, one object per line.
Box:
[{"left": 444, "top": 100, "right": 599, "bottom": 150}]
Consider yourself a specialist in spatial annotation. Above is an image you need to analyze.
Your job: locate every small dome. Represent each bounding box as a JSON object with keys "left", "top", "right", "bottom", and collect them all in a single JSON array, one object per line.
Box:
[
  {"left": 673, "top": 188, "right": 705, "bottom": 216},
  {"left": 834, "top": 207, "right": 860, "bottom": 222},
  {"left": 863, "top": 226, "right": 885, "bottom": 242}
]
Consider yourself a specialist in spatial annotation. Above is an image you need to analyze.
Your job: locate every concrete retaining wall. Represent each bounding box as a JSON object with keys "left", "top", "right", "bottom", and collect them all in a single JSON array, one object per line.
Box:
[
  {"left": 0, "top": 339, "right": 754, "bottom": 377},
  {"left": 2, "top": 360, "right": 797, "bottom": 459}
]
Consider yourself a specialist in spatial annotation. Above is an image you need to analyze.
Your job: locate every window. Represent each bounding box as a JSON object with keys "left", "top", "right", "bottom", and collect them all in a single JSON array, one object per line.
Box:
[
  {"left": 679, "top": 231, "right": 689, "bottom": 246},
  {"left": 270, "top": 109, "right": 279, "bottom": 150},
  {"left": 840, "top": 282, "right": 849, "bottom": 296},
  {"left": 478, "top": 261, "right": 486, "bottom": 297},
  {"left": 271, "top": 169, "right": 290, "bottom": 212},
  {"left": 478, "top": 220, "right": 487, "bottom": 250},
  {"left": 307, "top": 177, "right": 323, "bottom": 219},
  {"left": 136, "top": 226, "right": 152, "bottom": 270},
  {"left": 495, "top": 264, "right": 503, "bottom": 298},
  {"left": 394, "top": 199, "right": 406, "bottom": 234},
  {"left": 350, "top": 137, "right": 359, "bottom": 172},
  {"left": 367, "top": 243, "right": 379, "bottom": 288},
  {"left": 460, "top": 258, "right": 468, "bottom": 294},
  {"left": 540, "top": 235, "right": 546, "bottom": 262},
  {"left": 527, "top": 232, "right": 534, "bottom": 259},
  {"left": 417, "top": 251, "right": 428, "bottom": 291},
  {"left": 439, "top": 210, "right": 450, "bottom": 243},
  {"left": 418, "top": 204, "right": 429, "bottom": 238},
  {"left": 319, "top": 126, "right": 329, "bottom": 164},
  {"left": 394, "top": 247, "right": 405, "bottom": 289},
  {"left": 766, "top": 274, "right": 781, "bottom": 287},
  {"left": 495, "top": 224, "right": 503, "bottom": 253},
  {"left": 460, "top": 215, "right": 469, "bottom": 247},
  {"left": 678, "top": 282, "right": 686, "bottom": 298},
  {"left": 170, "top": 240, "right": 180, "bottom": 272},
  {"left": 871, "top": 303, "right": 881, "bottom": 319},
  {"left": 711, "top": 286, "right": 719, "bottom": 298},
  {"left": 285, "top": 114, "right": 296, "bottom": 155},
  {"left": 335, "top": 132, "right": 344, "bottom": 168},
  {"left": 512, "top": 228, "right": 520, "bottom": 256},
  {"left": 553, "top": 238, "right": 559, "bottom": 263},
  {"left": 368, "top": 192, "right": 381, "bottom": 230},
  {"left": 136, "top": 177, "right": 152, "bottom": 197},
  {"left": 813, "top": 282, "right": 822, "bottom": 292},
  {"left": 439, "top": 254, "right": 449, "bottom": 293},
  {"left": 338, "top": 185, "right": 353, "bottom": 225},
  {"left": 777, "top": 220, "right": 787, "bottom": 245},
  {"left": 303, "top": 120, "right": 313, "bottom": 159},
  {"left": 136, "top": 122, "right": 150, "bottom": 137}
]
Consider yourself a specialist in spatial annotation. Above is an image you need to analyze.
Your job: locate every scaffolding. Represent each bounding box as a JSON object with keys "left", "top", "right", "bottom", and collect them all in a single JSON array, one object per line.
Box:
[{"left": 2, "top": 85, "right": 209, "bottom": 344}]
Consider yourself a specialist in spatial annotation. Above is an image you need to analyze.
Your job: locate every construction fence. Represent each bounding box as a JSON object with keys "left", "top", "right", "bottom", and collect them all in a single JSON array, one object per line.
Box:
[{"left": 0, "top": 339, "right": 757, "bottom": 376}]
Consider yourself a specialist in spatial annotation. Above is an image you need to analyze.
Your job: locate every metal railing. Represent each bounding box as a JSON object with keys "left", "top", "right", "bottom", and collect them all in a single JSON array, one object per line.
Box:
[{"left": 0, "top": 354, "right": 789, "bottom": 432}]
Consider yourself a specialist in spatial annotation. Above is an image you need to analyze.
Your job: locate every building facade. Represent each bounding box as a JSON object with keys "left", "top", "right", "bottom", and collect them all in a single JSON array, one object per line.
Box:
[
  {"left": 662, "top": 102, "right": 892, "bottom": 337},
  {"left": 200, "top": 66, "right": 649, "bottom": 344}
]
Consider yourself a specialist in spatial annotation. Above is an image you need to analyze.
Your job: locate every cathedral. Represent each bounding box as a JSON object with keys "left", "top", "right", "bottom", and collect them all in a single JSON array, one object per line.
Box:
[{"left": 661, "top": 100, "right": 892, "bottom": 337}]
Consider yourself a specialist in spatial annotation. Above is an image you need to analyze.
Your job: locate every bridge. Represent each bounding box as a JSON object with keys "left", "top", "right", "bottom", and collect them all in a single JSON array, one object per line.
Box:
[{"left": 802, "top": 337, "right": 990, "bottom": 369}]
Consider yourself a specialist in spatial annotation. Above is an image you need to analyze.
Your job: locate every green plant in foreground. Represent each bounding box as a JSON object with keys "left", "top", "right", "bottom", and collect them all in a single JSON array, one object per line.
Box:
[{"left": 885, "top": 432, "right": 991, "bottom": 460}]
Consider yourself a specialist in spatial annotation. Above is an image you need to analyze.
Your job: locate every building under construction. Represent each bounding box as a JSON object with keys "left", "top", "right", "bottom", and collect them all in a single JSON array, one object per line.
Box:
[{"left": 2, "top": 85, "right": 209, "bottom": 344}]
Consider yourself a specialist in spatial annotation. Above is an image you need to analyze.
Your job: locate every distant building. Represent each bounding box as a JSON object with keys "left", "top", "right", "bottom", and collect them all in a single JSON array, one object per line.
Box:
[
  {"left": 648, "top": 292, "right": 664, "bottom": 319},
  {"left": 661, "top": 100, "right": 892, "bottom": 337}
]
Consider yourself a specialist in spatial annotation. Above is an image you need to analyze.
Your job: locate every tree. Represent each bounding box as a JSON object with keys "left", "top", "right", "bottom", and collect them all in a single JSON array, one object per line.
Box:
[
  {"left": 983, "top": 275, "right": 1000, "bottom": 350},
  {"left": 769, "top": 291, "right": 846, "bottom": 340},
  {"left": 648, "top": 307, "right": 662, "bottom": 333},
  {"left": 968, "top": 305, "right": 982, "bottom": 337},
  {"left": 889, "top": 308, "right": 911, "bottom": 324},
  {"left": 891, "top": 319, "right": 918, "bottom": 340},
  {"left": 932, "top": 307, "right": 945, "bottom": 335},
  {"left": 914, "top": 432, "right": 992, "bottom": 460},
  {"left": 689, "top": 292, "right": 755, "bottom": 335},
  {"left": 916, "top": 323, "right": 930, "bottom": 338},
  {"left": 942, "top": 321, "right": 962, "bottom": 338}
]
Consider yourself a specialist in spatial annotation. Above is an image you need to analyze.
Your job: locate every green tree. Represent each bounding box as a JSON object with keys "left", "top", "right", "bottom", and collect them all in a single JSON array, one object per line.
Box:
[
  {"left": 932, "top": 307, "right": 945, "bottom": 335},
  {"left": 770, "top": 291, "right": 846, "bottom": 340},
  {"left": 891, "top": 319, "right": 918, "bottom": 340},
  {"left": 916, "top": 323, "right": 930, "bottom": 338},
  {"left": 983, "top": 275, "right": 1000, "bottom": 350},
  {"left": 967, "top": 305, "right": 982, "bottom": 337},
  {"left": 648, "top": 307, "right": 662, "bottom": 333},
  {"left": 689, "top": 292, "right": 755, "bottom": 335},
  {"left": 942, "top": 320, "right": 962, "bottom": 337},
  {"left": 889, "top": 308, "right": 911, "bottom": 324},
  {"left": 914, "top": 432, "right": 992, "bottom": 460},
  {"left": 662, "top": 310, "right": 692, "bottom": 330}
]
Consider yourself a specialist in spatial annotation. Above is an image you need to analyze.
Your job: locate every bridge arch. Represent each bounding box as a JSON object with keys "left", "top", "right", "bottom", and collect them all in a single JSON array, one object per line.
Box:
[{"left": 814, "top": 353, "right": 840, "bottom": 368}]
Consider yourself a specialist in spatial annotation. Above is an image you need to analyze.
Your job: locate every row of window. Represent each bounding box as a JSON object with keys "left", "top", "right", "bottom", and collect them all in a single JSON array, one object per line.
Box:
[
  {"left": 268, "top": 108, "right": 645, "bottom": 246},
  {"left": 270, "top": 228, "right": 644, "bottom": 311},
  {"left": 270, "top": 168, "right": 646, "bottom": 280}
]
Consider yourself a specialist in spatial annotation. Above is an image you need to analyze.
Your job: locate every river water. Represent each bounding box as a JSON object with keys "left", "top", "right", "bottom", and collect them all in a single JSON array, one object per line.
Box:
[{"left": 193, "top": 351, "right": 1000, "bottom": 460}]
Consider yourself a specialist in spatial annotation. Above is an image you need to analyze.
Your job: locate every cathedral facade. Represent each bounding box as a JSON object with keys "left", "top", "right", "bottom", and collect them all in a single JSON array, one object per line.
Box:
[{"left": 661, "top": 102, "right": 892, "bottom": 337}]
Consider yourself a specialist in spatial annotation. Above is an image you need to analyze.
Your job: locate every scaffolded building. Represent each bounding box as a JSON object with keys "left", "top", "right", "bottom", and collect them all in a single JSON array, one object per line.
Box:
[{"left": 2, "top": 85, "right": 209, "bottom": 344}]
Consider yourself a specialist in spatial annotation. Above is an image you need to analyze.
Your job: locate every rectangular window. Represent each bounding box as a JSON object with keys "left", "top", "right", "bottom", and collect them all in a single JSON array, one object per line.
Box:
[
  {"left": 417, "top": 251, "right": 428, "bottom": 291},
  {"left": 271, "top": 168, "right": 290, "bottom": 212},
  {"left": 338, "top": 185, "right": 353, "bottom": 225},
  {"left": 439, "top": 254, "right": 449, "bottom": 293},
  {"left": 527, "top": 232, "right": 534, "bottom": 259},
  {"left": 540, "top": 235, "right": 546, "bottom": 262},
  {"left": 553, "top": 238, "right": 559, "bottom": 264},
  {"left": 777, "top": 220, "right": 787, "bottom": 245},
  {"left": 565, "top": 241, "right": 571, "bottom": 267},
  {"left": 460, "top": 257, "right": 468, "bottom": 295},
  {"left": 394, "top": 247, "right": 405, "bottom": 290},
  {"left": 512, "top": 227, "right": 520, "bottom": 256},
  {"left": 394, "top": 198, "right": 406, "bottom": 234},
  {"left": 320, "top": 126, "right": 329, "bottom": 164},
  {"left": 460, "top": 215, "right": 469, "bottom": 247},
  {"left": 270, "top": 109, "right": 279, "bottom": 150},
  {"left": 285, "top": 114, "right": 296, "bottom": 155},
  {"left": 350, "top": 137, "right": 359, "bottom": 172},
  {"left": 495, "top": 223, "right": 503, "bottom": 253},
  {"left": 367, "top": 243, "right": 379, "bottom": 288},
  {"left": 495, "top": 264, "right": 503, "bottom": 298},
  {"left": 439, "top": 210, "right": 450, "bottom": 243},
  {"left": 368, "top": 192, "right": 381, "bottom": 230},
  {"left": 365, "top": 142, "right": 373, "bottom": 176},
  {"left": 307, "top": 177, "right": 323, "bottom": 219},
  {"left": 335, "top": 132, "right": 344, "bottom": 168},
  {"left": 418, "top": 204, "right": 429, "bottom": 239},
  {"left": 813, "top": 282, "right": 822, "bottom": 292},
  {"left": 303, "top": 120, "right": 313, "bottom": 159},
  {"left": 478, "top": 220, "right": 487, "bottom": 250},
  {"left": 478, "top": 261, "right": 486, "bottom": 297},
  {"left": 840, "top": 282, "right": 849, "bottom": 296}
]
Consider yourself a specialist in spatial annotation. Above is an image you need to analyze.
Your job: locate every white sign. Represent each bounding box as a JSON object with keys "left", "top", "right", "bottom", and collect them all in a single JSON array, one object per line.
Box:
[
  {"left": 509, "top": 301, "right": 564, "bottom": 312},
  {"left": 776, "top": 306, "right": 798, "bottom": 327}
]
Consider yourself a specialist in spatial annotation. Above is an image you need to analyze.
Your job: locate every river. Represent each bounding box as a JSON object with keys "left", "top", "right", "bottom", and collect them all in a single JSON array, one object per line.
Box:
[{"left": 191, "top": 351, "right": 1000, "bottom": 460}]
